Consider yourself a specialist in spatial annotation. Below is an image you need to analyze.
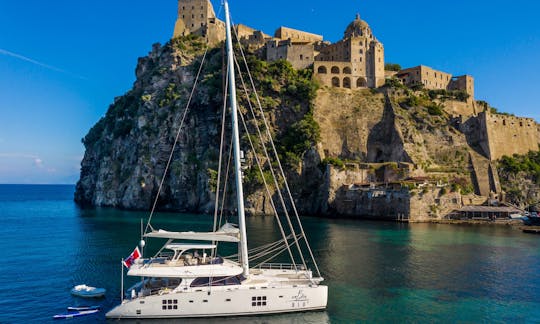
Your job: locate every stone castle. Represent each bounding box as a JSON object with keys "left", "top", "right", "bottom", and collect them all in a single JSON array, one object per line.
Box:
[{"left": 172, "top": 0, "right": 540, "bottom": 198}]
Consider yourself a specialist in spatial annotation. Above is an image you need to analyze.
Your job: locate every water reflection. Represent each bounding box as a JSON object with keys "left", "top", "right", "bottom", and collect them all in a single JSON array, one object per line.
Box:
[{"left": 116, "top": 310, "right": 330, "bottom": 324}]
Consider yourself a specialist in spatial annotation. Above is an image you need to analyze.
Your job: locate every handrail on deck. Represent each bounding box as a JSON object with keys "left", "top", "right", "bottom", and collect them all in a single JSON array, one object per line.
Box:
[{"left": 256, "top": 263, "right": 306, "bottom": 270}]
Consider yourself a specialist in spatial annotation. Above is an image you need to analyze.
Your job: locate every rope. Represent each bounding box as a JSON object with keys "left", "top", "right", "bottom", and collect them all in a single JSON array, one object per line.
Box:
[
  {"left": 232, "top": 43, "right": 305, "bottom": 271},
  {"left": 235, "top": 57, "right": 298, "bottom": 271},
  {"left": 144, "top": 46, "right": 209, "bottom": 235},
  {"left": 213, "top": 53, "right": 229, "bottom": 233},
  {"left": 233, "top": 26, "right": 322, "bottom": 277}
]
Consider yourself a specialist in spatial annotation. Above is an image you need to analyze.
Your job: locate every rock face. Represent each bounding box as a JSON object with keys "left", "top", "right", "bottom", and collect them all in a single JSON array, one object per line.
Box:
[{"left": 75, "top": 37, "right": 512, "bottom": 219}]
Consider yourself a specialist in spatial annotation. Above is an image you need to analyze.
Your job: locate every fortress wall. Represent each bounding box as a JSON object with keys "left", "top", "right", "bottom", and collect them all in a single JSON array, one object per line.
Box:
[
  {"left": 537, "top": 124, "right": 540, "bottom": 147},
  {"left": 397, "top": 66, "right": 452, "bottom": 90},
  {"left": 442, "top": 100, "right": 476, "bottom": 118},
  {"left": 481, "top": 112, "right": 538, "bottom": 160},
  {"left": 449, "top": 75, "right": 475, "bottom": 99},
  {"left": 266, "top": 40, "right": 315, "bottom": 70},
  {"left": 237, "top": 24, "right": 271, "bottom": 50},
  {"left": 275, "top": 27, "right": 323, "bottom": 43}
]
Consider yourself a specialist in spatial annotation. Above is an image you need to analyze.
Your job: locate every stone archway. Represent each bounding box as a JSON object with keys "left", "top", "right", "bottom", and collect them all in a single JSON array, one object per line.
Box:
[
  {"left": 343, "top": 67, "right": 352, "bottom": 74},
  {"left": 357, "top": 77, "right": 367, "bottom": 88},
  {"left": 343, "top": 77, "right": 351, "bottom": 89},
  {"left": 317, "top": 66, "right": 327, "bottom": 74},
  {"left": 332, "top": 77, "right": 340, "bottom": 87},
  {"left": 331, "top": 66, "right": 340, "bottom": 74}
]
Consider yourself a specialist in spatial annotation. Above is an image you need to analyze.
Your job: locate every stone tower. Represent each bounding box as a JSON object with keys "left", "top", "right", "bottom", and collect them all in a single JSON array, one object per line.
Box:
[
  {"left": 173, "top": 0, "right": 225, "bottom": 45},
  {"left": 315, "top": 14, "right": 385, "bottom": 89}
]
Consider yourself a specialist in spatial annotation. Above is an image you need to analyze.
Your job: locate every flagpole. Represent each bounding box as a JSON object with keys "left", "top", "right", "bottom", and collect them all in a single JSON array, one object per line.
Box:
[{"left": 121, "top": 259, "right": 124, "bottom": 303}]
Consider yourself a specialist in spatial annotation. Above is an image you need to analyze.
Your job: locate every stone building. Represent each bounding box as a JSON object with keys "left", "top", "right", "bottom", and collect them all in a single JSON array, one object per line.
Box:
[
  {"left": 314, "top": 14, "right": 385, "bottom": 89},
  {"left": 173, "top": 0, "right": 225, "bottom": 45},
  {"left": 266, "top": 27, "right": 323, "bottom": 70},
  {"left": 396, "top": 65, "right": 475, "bottom": 100},
  {"left": 478, "top": 112, "right": 538, "bottom": 161},
  {"left": 236, "top": 24, "right": 272, "bottom": 51}
]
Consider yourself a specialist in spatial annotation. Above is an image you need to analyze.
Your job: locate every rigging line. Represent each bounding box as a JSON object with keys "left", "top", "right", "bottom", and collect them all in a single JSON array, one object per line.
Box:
[
  {"left": 218, "top": 136, "right": 233, "bottom": 230},
  {"left": 213, "top": 135, "right": 234, "bottom": 259},
  {"left": 247, "top": 235, "right": 301, "bottom": 261},
  {"left": 226, "top": 234, "right": 294, "bottom": 259},
  {"left": 213, "top": 52, "right": 229, "bottom": 233},
  {"left": 145, "top": 46, "right": 210, "bottom": 235},
  {"left": 233, "top": 32, "right": 321, "bottom": 277},
  {"left": 236, "top": 69, "right": 298, "bottom": 271},
  {"left": 211, "top": 47, "right": 229, "bottom": 261},
  {"left": 233, "top": 50, "right": 305, "bottom": 272},
  {"left": 253, "top": 246, "right": 291, "bottom": 269}
]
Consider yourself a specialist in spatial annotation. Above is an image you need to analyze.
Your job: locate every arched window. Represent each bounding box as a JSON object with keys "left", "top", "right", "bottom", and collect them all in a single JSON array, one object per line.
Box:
[
  {"left": 331, "top": 66, "right": 340, "bottom": 74},
  {"left": 343, "top": 67, "right": 352, "bottom": 74},
  {"left": 343, "top": 77, "right": 351, "bottom": 89},
  {"left": 332, "top": 77, "right": 340, "bottom": 87},
  {"left": 357, "top": 77, "right": 367, "bottom": 88},
  {"left": 317, "top": 66, "right": 327, "bottom": 74}
]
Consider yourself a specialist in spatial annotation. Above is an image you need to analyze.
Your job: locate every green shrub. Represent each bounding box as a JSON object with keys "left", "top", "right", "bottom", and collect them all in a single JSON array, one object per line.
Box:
[
  {"left": 427, "top": 103, "right": 444, "bottom": 116},
  {"left": 403, "top": 95, "right": 420, "bottom": 107},
  {"left": 321, "top": 157, "right": 345, "bottom": 169},
  {"left": 385, "top": 77, "right": 404, "bottom": 89},
  {"left": 385, "top": 63, "right": 402, "bottom": 72}
]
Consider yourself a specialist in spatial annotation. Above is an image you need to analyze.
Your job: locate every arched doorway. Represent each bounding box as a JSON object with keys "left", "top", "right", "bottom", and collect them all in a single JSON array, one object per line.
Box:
[
  {"left": 331, "top": 77, "right": 340, "bottom": 87},
  {"left": 357, "top": 77, "right": 367, "bottom": 88},
  {"left": 343, "top": 77, "right": 351, "bottom": 89}
]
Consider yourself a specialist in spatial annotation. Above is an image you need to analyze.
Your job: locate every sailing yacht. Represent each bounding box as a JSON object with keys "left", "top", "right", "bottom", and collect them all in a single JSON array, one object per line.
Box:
[{"left": 106, "top": 0, "right": 327, "bottom": 319}]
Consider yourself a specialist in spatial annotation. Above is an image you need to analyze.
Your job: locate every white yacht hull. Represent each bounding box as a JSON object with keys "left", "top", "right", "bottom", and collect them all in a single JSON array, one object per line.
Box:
[{"left": 106, "top": 285, "right": 327, "bottom": 319}]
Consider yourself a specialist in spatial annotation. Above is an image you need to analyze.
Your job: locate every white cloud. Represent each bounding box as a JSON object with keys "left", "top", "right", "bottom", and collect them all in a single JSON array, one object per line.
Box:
[{"left": 34, "top": 158, "right": 44, "bottom": 168}]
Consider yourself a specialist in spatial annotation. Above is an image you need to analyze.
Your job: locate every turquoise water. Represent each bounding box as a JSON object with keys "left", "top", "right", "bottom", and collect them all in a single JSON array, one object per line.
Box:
[{"left": 1, "top": 184, "right": 540, "bottom": 323}]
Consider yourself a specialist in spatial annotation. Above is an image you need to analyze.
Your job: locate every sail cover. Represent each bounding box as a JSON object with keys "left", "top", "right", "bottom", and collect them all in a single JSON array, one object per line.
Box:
[{"left": 144, "top": 223, "right": 240, "bottom": 242}]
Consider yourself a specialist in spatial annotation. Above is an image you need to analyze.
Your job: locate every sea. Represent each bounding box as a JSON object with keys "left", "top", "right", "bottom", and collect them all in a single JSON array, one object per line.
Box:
[{"left": 1, "top": 184, "right": 540, "bottom": 323}]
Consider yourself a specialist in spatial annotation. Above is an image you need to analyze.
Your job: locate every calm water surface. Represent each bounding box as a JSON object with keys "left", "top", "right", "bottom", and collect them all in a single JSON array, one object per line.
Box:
[{"left": 1, "top": 184, "right": 540, "bottom": 323}]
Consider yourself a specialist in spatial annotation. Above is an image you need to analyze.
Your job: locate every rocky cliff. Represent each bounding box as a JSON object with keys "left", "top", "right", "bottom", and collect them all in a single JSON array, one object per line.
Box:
[{"left": 75, "top": 36, "right": 486, "bottom": 217}]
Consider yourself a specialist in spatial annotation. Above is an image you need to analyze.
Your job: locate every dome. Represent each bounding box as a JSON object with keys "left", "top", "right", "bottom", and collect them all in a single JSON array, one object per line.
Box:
[{"left": 344, "top": 14, "right": 371, "bottom": 38}]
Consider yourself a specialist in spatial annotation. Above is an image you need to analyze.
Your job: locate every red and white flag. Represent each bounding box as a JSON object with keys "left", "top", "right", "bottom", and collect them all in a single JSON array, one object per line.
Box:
[{"left": 123, "top": 247, "right": 141, "bottom": 268}]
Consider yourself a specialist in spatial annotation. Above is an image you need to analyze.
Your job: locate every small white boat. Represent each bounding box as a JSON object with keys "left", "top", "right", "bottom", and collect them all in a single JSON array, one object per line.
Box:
[
  {"left": 53, "top": 309, "right": 99, "bottom": 319},
  {"left": 510, "top": 213, "right": 524, "bottom": 220},
  {"left": 70, "top": 285, "right": 106, "bottom": 298},
  {"left": 67, "top": 305, "right": 100, "bottom": 311}
]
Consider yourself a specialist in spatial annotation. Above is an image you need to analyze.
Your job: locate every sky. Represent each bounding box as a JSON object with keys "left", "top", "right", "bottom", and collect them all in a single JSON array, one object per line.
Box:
[{"left": 0, "top": 0, "right": 539, "bottom": 184}]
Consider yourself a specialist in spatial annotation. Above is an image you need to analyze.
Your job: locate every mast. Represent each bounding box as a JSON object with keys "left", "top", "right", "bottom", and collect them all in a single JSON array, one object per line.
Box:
[{"left": 224, "top": 0, "right": 249, "bottom": 277}]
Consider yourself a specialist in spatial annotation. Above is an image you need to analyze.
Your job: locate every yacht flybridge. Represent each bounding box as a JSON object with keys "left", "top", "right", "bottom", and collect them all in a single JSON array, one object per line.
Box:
[{"left": 106, "top": 0, "right": 327, "bottom": 319}]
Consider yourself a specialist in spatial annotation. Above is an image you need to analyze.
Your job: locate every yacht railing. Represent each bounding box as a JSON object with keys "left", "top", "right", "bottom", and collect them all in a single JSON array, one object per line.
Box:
[{"left": 256, "top": 263, "right": 306, "bottom": 271}]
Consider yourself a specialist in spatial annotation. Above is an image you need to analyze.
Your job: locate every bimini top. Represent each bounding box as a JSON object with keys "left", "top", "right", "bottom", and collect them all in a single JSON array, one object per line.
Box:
[
  {"left": 144, "top": 223, "right": 240, "bottom": 242},
  {"left": 165, "top": 243, "right": 217, "bottom": 251}
]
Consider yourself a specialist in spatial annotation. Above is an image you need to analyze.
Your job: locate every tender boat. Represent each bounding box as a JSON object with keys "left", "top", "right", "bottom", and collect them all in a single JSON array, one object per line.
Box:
[
  {"left": 106, "top": 0, "right": 327, "bottom": 319},
  {"left": 53, "top": 309, "right": 99, "bottom": 319},
  {"left": 66, "top": 306, "right": 100, "bottom": 311},
  {"left": 70, "top": 285, "right": 106, "bottom": 298}
]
